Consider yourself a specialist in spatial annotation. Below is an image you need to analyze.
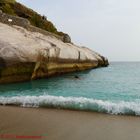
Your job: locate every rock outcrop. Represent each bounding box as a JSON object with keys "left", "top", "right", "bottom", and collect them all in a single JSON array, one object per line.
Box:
[
  {"left": 63, "top": 34, "right": 71, "bottom": 43},
  {"left": 0, "top": 21, "right": 108, "bottom": 84},
  {"left": 0, "top": 10, "right": 63, "bottom": 41}
]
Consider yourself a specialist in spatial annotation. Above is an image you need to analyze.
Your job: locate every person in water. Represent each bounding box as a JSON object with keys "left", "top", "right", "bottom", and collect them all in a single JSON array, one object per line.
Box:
[{"left": 74, "top": 75, "right": 80, "bottom": 79}]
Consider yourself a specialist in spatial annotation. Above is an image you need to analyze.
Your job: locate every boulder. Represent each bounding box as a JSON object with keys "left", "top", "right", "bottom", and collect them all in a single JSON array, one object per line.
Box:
[{"left": 63, "top": 34, "right": 71, "bottom": 43}]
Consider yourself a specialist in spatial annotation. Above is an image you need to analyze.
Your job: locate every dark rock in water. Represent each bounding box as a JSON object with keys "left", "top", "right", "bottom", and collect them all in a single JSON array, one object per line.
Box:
[
  {"left": 102, "top": 56, "right": 109, "bottom": 67},
  {"left": 97, "top": 55, "right": 109, "bottom": 67},
  {"left": 104, "top": 58, "right": 109, "bottom": 67}
]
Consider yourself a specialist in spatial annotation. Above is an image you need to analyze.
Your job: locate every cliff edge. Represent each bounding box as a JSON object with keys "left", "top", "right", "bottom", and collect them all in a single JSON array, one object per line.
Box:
[{"left": 0, "top": 4, "right": 108, "bottom": 84}]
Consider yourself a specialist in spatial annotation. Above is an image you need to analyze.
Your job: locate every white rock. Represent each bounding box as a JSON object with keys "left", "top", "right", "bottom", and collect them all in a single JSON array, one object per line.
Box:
[
  {"left": 0, "top": 22, "right": 106, "bottom": 64},
  {"left": 8, "top": 19, "right": 12, "bottom": 22}
]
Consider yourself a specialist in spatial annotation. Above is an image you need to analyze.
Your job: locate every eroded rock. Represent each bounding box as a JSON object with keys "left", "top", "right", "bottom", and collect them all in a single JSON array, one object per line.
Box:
[{"left": 0, "top": 22, "right": 108, "bottom": 83}]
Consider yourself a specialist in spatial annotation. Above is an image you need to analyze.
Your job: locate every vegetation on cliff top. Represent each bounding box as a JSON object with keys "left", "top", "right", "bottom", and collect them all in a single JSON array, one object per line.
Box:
[{"left": 0, "top": 0, "right": 65, "bottom": 36}]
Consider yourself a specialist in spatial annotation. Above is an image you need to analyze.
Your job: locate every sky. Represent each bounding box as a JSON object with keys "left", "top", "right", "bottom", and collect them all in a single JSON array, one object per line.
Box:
[{"left": 17, "top": 0, "right": 140, "bottom": 61}]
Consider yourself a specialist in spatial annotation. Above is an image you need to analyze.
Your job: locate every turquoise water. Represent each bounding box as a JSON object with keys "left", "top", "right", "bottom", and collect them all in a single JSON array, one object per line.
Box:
[{"left": 1, "top": 62, "right": 140, "bottom": 115}]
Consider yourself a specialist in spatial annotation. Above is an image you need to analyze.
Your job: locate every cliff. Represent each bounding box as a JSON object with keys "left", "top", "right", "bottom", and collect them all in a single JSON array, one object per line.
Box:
[
  {"left": 0, "top": 4, "right": 108, "bottom": 84},
  {"left": 0, "top": 0, "right": 70, "bottom": 42}
]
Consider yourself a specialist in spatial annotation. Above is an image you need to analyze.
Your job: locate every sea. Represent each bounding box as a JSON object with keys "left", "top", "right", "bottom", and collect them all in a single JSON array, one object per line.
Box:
[{"left": 0, "top": 62, "right": 140, "bottom": 116}]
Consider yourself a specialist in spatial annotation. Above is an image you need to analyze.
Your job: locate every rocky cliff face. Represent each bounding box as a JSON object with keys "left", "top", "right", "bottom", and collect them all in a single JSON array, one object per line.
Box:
[{"left": 0, "top": 21, "right": 108, "bottom": 84}]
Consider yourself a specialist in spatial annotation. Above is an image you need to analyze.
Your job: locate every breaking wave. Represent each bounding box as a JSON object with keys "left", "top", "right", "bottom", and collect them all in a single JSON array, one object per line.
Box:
[{"left": 0, "top": 95, "right": 140, "bottom": 115}]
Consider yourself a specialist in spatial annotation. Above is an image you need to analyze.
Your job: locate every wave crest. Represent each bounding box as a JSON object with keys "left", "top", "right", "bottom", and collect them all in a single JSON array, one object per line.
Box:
[{"left": 0, "top": 95, "right": 140, "bottom": 115}]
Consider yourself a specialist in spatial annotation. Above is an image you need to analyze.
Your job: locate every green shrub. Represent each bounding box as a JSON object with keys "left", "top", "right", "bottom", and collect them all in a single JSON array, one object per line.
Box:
[
  {"left": 0, "top": 0, "right": 15, "bottom": 4},
  {"left": 1, "top": 3, "right": 15, "bottom": 15}
]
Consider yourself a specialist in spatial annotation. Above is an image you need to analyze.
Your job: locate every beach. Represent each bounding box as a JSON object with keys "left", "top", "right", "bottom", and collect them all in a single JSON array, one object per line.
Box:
[
  {"left": 1, "top": 1, "right": 140, "bottom": 140},
  {"left": 0, "top": 106, "right": 140, "bottom": 140}
]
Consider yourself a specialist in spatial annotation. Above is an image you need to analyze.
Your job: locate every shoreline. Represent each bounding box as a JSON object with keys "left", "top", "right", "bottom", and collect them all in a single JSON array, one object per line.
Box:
[
  {"left": 0, "top": 94, "right": 139, "bottom": 116},
  {"left": 0, "top": 106, "right": 140, "bottom": 140}
]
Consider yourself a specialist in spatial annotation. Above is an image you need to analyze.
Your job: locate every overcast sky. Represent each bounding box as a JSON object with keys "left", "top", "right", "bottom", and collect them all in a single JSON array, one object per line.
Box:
[{"left": 17, "top": 0, "right": 140, "bottom": 61}]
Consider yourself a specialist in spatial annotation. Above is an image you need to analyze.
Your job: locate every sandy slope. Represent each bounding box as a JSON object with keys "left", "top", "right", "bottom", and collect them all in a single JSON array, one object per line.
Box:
[{"left": 0, "top": 106, "right": 140, "bottom": 140}]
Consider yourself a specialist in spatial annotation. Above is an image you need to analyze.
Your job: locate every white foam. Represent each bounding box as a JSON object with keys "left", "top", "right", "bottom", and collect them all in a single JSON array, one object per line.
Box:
[{"left": 0, "top": 95, "right": 140, "bottom": 115}]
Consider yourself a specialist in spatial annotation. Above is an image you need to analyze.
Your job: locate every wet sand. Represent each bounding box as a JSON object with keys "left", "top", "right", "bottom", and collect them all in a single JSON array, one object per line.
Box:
[{"left": 0, "top": 106, "right": 140, "bottom": 140}]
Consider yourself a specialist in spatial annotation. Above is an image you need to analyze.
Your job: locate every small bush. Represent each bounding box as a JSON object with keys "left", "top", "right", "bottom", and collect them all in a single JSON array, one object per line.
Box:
[
  {"left": 0, "top": 0, "right": 15, "bottom": 4},
  {"left": 1, "top": 3, "right": 15, "bottom": 15}
]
